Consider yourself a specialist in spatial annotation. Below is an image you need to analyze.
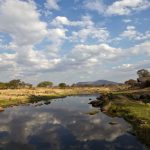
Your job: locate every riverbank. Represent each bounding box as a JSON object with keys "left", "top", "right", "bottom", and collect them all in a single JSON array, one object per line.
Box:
[
  {"left": 107, "top": 89, "right": 150, "bottom": 146},
  {"left": 0, "top": 87, "right": 110, "bottom": 107}
]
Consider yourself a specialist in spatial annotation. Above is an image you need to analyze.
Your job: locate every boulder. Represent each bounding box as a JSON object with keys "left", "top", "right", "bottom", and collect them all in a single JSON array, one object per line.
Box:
[{"left": 89, "top": 100, "right": 103, "bottom": 107}]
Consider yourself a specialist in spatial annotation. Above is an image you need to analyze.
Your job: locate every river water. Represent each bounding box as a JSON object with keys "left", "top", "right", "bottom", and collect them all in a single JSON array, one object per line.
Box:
[{"left": 0, "top": 95, "right": 149, "bottom": 150}]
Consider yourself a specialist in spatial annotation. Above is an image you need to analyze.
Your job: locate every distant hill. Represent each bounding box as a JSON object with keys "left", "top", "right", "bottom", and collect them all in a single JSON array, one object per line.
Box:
[{"left": 75, "top": 80, "right": 119, "bottom": 86}]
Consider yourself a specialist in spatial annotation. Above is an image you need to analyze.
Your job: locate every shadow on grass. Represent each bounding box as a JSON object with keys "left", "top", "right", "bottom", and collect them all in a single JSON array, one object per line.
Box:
[{"left": 28, "top": 95, "right": 66, "bottom": 103}]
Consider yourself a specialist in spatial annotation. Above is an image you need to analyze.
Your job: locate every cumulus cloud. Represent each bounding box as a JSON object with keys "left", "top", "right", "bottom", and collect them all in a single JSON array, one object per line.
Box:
[
  {"left": 107, "top": 0, "right": 150, "bottom": 15},
  {"left": 113, "top": 60, "right": 150, "bottom": 71},
  {"left": 0, "top": 0, "right": 59, "bottom": 79},
  {"left": 0, "top": 0, "right": 149, "bottom": 83},
  {"left": 84, "top": 0, "right": 106, "bottom": 14},
  {"left": 50, "top": 15, "right": 108, "bottom": 43},
  {"left": 0, "top": 0, "right": 48, "bottom": 46},
  {"left": 45, "top": 0, "right": 60, "bottom": 10},
  {"left": 84, "top": 0, "right": 150, "bottom": 16},
  {"left": 130, "top": 41, "right": 150, "bottom": 55},
  {"left": 51, "top": 15, "right": 94, "bottom": 28},
  {"left": 120, "top": 26, "right": 150, "bottom": 40},
  {"left": 70, "top": 26, "right": 109, "bottom": 43},
  {"left": 59, "top": 43, "right": 122, "bottom": 71}
]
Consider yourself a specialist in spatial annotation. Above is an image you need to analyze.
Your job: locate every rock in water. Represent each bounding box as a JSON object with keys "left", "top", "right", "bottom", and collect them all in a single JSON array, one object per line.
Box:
[
  {"left": 109, "top": 121, "right": 118, "bottom": 125},
  {"left": 89, "top": 100, "right": 102, "bottom": 107}
]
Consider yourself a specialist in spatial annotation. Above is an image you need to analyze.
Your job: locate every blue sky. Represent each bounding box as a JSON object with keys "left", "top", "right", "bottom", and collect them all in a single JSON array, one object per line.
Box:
[{"left": 0, "top": 0, "right": 150, "bottom": 84}]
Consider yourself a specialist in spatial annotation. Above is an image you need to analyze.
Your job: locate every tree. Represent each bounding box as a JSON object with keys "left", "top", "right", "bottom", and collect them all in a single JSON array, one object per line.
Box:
[
  {"left": 137, "top": 69, "right": 150, "bottom": 88},
  {"left": 7, "top": 79, "right": 32, "bottom": 89},
  {"left": 37, "top": 81, "right": 53, "bottom": 88},
  {"left": 137, "top": 69, "right": 150, "bottom": 78},
  {"left": 124, "top": 79, "right": 137, "bottom": 87},
  {"left": 59, "top": 83, "right": 67, "bottom": 88},
  {"left": 8, "top": 79, "right": 24, "bottom": 89}
]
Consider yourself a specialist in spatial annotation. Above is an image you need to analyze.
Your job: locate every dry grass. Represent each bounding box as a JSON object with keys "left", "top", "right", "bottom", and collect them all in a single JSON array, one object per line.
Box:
[{"left": 0, "top": 87, "right": 110, "bottom": 107}]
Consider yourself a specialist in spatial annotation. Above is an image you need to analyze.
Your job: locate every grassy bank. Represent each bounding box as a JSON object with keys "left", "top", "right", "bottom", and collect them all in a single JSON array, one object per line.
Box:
[
  {"left": 0, "top": 87, "right": 110, "bottom": 107},
  {"left": 108, "top": 92, "right": 150, "bottom": 146}
]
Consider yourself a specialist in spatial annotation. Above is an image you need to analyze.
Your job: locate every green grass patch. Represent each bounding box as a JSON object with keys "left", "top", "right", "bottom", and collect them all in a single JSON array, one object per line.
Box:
[{"left": 109, "top": 100, "right": 150, "bottom": 146}]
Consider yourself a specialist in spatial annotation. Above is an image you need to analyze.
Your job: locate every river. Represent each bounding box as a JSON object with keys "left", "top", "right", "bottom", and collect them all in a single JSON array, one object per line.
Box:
[{"left": 0, "top": 95, "right": 149, "bottom": 150}]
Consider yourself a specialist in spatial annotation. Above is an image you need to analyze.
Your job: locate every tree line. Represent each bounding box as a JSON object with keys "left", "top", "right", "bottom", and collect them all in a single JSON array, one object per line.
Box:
[
  {"left": 0, "top": 79, "right": 68, "bottom": 89},
  {"left": 0, "top": 69, "right": 149, "bottom": 89}
]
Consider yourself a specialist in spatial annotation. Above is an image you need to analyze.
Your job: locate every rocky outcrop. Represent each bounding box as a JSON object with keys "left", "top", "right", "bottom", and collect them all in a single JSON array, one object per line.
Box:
[
  {"left": 89, "top": 93, "right": 112, "bottom": 112},
  {"left": 89, "top": 100, "right": 103, "bottom": 107},
  {"left": 126, "top": 93, "right": 150, "bottom": 103}
]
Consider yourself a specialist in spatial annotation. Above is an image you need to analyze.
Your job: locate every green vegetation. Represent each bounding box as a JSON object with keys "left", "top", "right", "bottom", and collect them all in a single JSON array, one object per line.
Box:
[
  {"left": 37, "top": 81, "right": 53, "bottom": 88},
  {"left": 108, "top": 94, "right": 150, "bottom": 146},
  {"left": 0, "top": 79, "right": 32, "bottom": 89},
  {"left": 0, "top": 82, "right": 8, "bottom": 89},
  {"left": 59, "top": 83, "right": 67, "bottom": 88}
]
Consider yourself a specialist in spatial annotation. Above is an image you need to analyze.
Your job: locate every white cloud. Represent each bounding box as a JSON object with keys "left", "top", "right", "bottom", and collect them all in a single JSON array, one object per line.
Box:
[
  {"left": 0, "top": 0, "right": 149, "bottom": 83},
  {"left": 84, "top": 0, "right": 150, "bottom": 16},
  {"left": 113, "top": 60, "right": 150, "bottom": 71},
  {"left": 51, "top": 15, "right": 94, "bottom": 28},
  {"left": 0, "top": 53, "right": 16, "bottom": 71},
  {"left": 51, "top": 16, "right": 84, "bottom": 27},
  {"left": 107, "top": 0, "right": 150, "bottom": 15},
  {"left": 47, "top": 28, "right": 67, "bottom": 54},
  {"left": 0, "top": 0, "right": 48, "bottom": 46},
  {"left": 84, "top": 0, "right": 106, "bottom": 14},
  {"left": 122, "top": 19, "right": 132, "bottom": 23},
  {"left": 70, "top": 26, "right": 109, "bottom": 43},
  {"left": 130, "top": 41, "right": 150, "bottom": 55},
  {"left": 50, "top": 15, "right": 108, "bottom": 43},
  {"left": 45, "top": 0, "right": 60, "bottom": 10},
  {"left": 60, "top": 43, "right": 122, "bottom": 70},
  {"left": 59, "top": 41, "right": 150, "bottom": 74},
  {"left": 121, "top": 26, "right": 140, "bottom": 39},
  {"left": 0, "top": 0, "right": 60, "bottom": 79},
  {"left": 120, "top": 26, "right": 150, "bottom": 41}
]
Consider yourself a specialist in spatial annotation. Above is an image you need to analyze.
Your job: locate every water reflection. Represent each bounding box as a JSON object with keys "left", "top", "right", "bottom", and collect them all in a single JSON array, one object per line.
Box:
[{"left": 0, "top": 96, "right": 148, "bottom": 150}]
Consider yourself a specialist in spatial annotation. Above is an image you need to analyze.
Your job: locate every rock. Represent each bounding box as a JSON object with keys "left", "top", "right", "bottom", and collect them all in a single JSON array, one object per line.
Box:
[
  {"left": 0, "top": 107, "right": 4, "bottom": 112},
  {"left": 44, "top": 101, "right": 51, "bottom": 105},
  {"left": 132, "top": 94, "right": 141, "bottom": 100},
  {"left": 89, "top": 98, "right": 92, "bottom": 100},
  {"left": 109, "top": 121, "right": 118, "bottom": 125},
  {"left": 89, "top": 100, "right": 102, "bottom": 107},
  {"left": 129, "top": 93, "right": 150, "bottom": 101},
  {"left": 86, "top": 110, "right": 99, "bottom": 115},
  {"left": 96, "top": 94, "right": 107, "bottom": 100},
  {"left": 96, "top": 96, "right": 101, "bottom": 100}
]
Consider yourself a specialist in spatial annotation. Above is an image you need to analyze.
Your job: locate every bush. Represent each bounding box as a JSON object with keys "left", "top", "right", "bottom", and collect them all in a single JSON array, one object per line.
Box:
[
  {"left": 37, "top": 81, "right": 53, "bottom": 88},
  {"left": 59, "top": 83, "right": 67, "bottom": 88},
  {"left": 125, "top": 79, "right": 137, "bottom": 87}
]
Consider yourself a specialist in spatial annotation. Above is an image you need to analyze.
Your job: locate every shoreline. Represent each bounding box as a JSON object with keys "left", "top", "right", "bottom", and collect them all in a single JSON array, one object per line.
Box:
[
  {"left": 0, "top": 87, "right": 110, "bottom": 107},
  {"left": 106, "top": 91, "right": 150, "bottom": 146}
]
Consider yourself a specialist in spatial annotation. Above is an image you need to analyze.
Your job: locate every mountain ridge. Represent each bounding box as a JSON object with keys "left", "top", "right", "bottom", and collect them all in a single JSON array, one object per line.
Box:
[{"left": 75, "top": 79, "right": 119, "bottom": 86}]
